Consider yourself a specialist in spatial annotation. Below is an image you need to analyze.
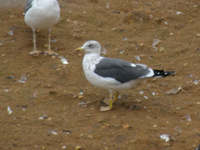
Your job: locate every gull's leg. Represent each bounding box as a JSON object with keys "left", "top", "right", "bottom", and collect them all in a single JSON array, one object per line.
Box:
[
  {"left": 48, "top": 28, "right": 51, "bottom": 50},
  {"left": 110, "top": 90, "right": 119, "bottom": 108},
  {"left": 29, "top": 28, "right": 41, "bottom": 56},
  {"left": 44, "top": 28, "right": 58, "bottom": 56},
  {"left": 100, "top": 90, "right": 117, "bottom": 111}
]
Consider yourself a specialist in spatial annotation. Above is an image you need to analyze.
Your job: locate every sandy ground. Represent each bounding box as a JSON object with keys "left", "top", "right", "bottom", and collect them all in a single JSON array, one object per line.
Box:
[{"left": 0, "top": 0, "right": 200, "bottom": 150}]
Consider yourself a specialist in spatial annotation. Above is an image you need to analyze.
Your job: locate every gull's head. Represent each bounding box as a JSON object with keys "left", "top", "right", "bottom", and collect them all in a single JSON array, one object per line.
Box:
[{"left": 77, "top": 40, "right": 101, "bottom": 54}]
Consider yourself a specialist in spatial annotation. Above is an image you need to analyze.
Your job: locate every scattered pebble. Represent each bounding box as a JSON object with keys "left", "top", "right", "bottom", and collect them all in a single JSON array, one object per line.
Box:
[
  {"left": 78, "top": 101, "right": 87, "bottom": 107},
  {"left": 174, "top": 126, "right": 182, "bottom": 134},
  {"left": 122, "top": 124, "right": 131, "bottom": 129},
  {"left": 176, "top": 11, "right": 183, "bottom": 15},
  {"left": 59, "top": 56, "right": 69, "bottom": 65},
  {"left": 159, "top": 47, "right": 165, "bottom": 52},
  {"left": 75, "top": 145, "right": 82, "bottom": 150},
  {"left": 38, "top": 115, "right": 49, "bottom": 120},
  {"left": 51, "top": 39, "right": 57, "bottom": 43},
  {"left": 135, "top": 56, "right": 141, "bottom": 61},
  {"left": 160, "top": 134, "right": 171, "bottom": 142},
  {"left": 6, "top": 75, "right": 15, "bottom": 80},
  {"left": 165, "top": 86, "right": 182, "bottom": 95},
  {"left": 152, "top": 92, "right": 156, "bottom": 96},
  {"left": 144, "top": 96, "right": 148, "bottom": 100},
  {"left": 0, "top": 41, "right": 3, "bottom": 46},
  {"left": 62, "top": 129, "right": 72, "bottom": 135},
  {"left": 184, "top": 114, "right": 192, "bottom": 122},
  {"left": 122, "top": 37, "right": 128, "bottom": 41},
  {"left": 21, "top": 105, "right": 27, "bottom": 111},
  {"left": 78, "top": 90, "right": 84, "bottom": 99},
  {"left": 49, "top": 130, "right": 58, "bottom": 135},
  {"left": 100, "top": 106, "right": 111, "bottom": 112},
  {"left": 7, "top": 106, "right": 13, "bottom": 115},
  {"left": 164, "top": 21, "right": 168, "bottom": 25},
  {"left": 106, "top": 2, "right": 110, "bottom": 9},
  {"left": 3, "top": 89, "right": 9, "bottom": 92},
  {"left": 139, "top": 91, "right": 144, "bottom": 95},
  {"left": 62, "top": 145, "right": 67, "bottom": 149},
  {"left": 32, "top": 91, "right": 38, "bottom": 98},
  {"left": 196, "top": 33, "right": 200, "bottom": 37},
  {"left": 18, "top": 75, "right": 27, "bottom": 83},
  {"left": 193, "top": 80, "right": 199, "bottom": 85},
  {"left": 101, "top": 47, "right": 107, "bottom": 55},
  {"left": 152, "top": 39, "right": 161, "bottom": 51},
  {"left": 153, "top": 124, "right": 157, "bottom": 128},
  {"left": 8, "top": 30, "right": 14, "bottom": 36},
  {"left": 119, "top": 50, "right": 125, "bottom": 54}
]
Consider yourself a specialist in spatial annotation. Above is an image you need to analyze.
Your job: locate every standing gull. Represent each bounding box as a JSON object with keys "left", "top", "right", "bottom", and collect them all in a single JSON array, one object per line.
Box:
[
  {"left": 24, "top": 0, "right": 60, "bottom": 56},
  {"left": 77, "top": 40, "right": 175, "bottom": 111}
]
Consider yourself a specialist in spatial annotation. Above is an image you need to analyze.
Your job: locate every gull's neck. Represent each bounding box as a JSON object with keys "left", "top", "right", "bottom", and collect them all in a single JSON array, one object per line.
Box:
[
  {"left": 83, "top": 53, "right": 101, "bottom": 65},
  {"left": 34, "top": 0, "right": 58, "bottom": 7},
  {"left": 84, "top": 52, "right": 100, "bottom": 58}
]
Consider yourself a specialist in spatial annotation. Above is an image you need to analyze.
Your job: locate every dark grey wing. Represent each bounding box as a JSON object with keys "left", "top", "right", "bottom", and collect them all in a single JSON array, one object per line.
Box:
[
  {"left": 94, "top": 57, "right": 152, "bottom": 83},
  {"left": 25, "top": 0, "right": 34, "bottom": 13}
]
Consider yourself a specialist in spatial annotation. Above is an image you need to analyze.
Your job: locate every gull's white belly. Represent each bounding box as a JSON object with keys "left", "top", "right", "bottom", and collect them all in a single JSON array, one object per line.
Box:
[{"left": 25, "top": 7, "right": 60, "bottom": 29}]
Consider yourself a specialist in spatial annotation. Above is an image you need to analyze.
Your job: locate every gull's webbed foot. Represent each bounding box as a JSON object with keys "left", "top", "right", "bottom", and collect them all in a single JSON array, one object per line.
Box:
[
  {"left": 44, "top": 49, "right": 58, "bottom": 56},
  {"left": 29, "top": 50, "right": 41, "bottom": 56}
]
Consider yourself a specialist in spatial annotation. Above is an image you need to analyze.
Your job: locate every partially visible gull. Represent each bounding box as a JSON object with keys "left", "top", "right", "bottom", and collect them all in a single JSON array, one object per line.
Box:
[
  {"left": 77, "top": 40, "right": 175, "bottom": 111},
  {"left": 24, "top": 0, "right": 60, "bottom": 56}
]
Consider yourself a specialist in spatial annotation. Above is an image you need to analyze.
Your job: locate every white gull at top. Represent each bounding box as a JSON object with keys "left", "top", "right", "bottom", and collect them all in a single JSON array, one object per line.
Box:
[
  {"left": 24, "top": 0, "right": 60, "bottom": 30},
  {"left": 24, "top": 0, "right": 60, "bottom": 56}
]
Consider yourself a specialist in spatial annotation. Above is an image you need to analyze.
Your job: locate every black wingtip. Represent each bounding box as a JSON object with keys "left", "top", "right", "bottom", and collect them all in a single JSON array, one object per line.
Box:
[{"left": 153, "top": 70, "right": 175, "bottom": 77}]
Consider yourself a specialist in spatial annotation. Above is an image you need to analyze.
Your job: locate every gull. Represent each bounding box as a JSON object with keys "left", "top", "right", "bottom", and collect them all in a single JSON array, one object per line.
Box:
[
  {"left": 77, "top": 40, "right": 175, "bottom": 111},
  {"left": 24, "top": 0, "right": 60, "bottom": 56}
]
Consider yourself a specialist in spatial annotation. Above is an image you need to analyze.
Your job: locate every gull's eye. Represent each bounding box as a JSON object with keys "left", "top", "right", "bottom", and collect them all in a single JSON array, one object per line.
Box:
[{"left": 88, "top": 44, "right": 94, "bottom": 48}]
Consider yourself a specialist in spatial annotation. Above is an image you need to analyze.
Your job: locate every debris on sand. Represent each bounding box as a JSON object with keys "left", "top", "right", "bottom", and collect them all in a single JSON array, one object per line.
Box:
[
  {"left": 75, "top": 145, "right": 82, "bottom": 150},
  {"left": 139, "top": 90, "right": 144, "bottom": 95},
  {"left": 7, "top": 106, "right": 13, "bottom": 115},
  {"left": 152, "top": 92, "right": 156, "bottom": 96},
  {"left": 152, "top": 39, "right": 161, "bottom": 51},
  {"left": 6, "top": 75, "right": 15, "bottom": 80},
  {"left": 165, "top": 86, "right": 182, "bottom": 95},
  {"left": 122, "top": 37, "right": 128, "bottom": 41},
  {"left": 119, "top": 50, "right": 125, "bottom": 54},
  {"left": 38, "top": 115, "right": 49, "bottom": 120},
  {"left": 193, "top": 80, "right": 199, "bottom": 85},
  {"left": 0, "top": 41, "right": 3, "bottom": 46},
  {"left": 101, "top": 47, "right": 107, "bottom": 55},
  {"left": 106, "top": 2, "right": 110, "bottom": 9},
  {"left": 196, "top": 33, "right": 200, "bottom": 37},
  {"left": 100, "top": 106, "right": 111, "bottom": 112},
  {"left": 49, "top": 130, "right": 58, "bottom": 135},
  {"left": 184, "top": 114, "right": 192, "bottom": 122},
  {"left": 78, "top": 90, "right": 84, "bottom": 99},
  {"left": 176, "top": 11, "right": 183, "bottom": 15},
  {"left": 18, "top": 75, "right": 27, "bottom": 83},
  {"left": 78, "top": 101, "right": 87, "bottom": 107},
  {"left": 62, "top": 145, "right": 67, "bottom": 149},
  {"left": 8, "top": 29, "right": 14, "bottom": 36},
  {"left": 62, "top": 129, "right": 72, "bottom": 135},
  {"left": 135, "top": 56, "right": 141, "bottom": 61},
  {"left": 122, "top": 124, "right": 132, "bottom": 129},
  {"left": 160, "top": 134, "right": 171, "bottom": 142},
  {"left": 59, "top": 56, "right": 69, "bottom": 65}
]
